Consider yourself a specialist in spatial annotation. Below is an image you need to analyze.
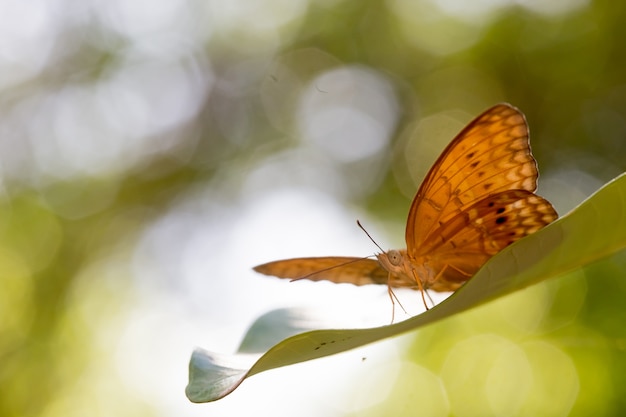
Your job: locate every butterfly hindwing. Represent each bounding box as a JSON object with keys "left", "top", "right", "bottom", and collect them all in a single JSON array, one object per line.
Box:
[{"left": 419, "top": 190, "right": 558, "bottom": 291}]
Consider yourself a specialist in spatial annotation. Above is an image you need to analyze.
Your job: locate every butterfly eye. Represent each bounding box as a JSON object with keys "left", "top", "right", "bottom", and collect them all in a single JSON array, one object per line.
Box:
[{"left": 387, "top": 250, "right": 402, "bottom": 266}]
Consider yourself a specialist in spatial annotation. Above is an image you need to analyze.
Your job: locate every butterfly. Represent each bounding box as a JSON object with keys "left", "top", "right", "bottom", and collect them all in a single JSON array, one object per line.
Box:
[{"left": 253, "top": 103, "right": 558, "bottom": 310}]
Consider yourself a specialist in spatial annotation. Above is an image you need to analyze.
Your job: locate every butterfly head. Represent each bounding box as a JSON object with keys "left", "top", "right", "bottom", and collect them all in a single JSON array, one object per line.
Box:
[
  {"left": 383, "top": 249, "right": 403, "bottom": 266},
  {"left": 376, "top": 249, "right": 413, "bottom": 287}
]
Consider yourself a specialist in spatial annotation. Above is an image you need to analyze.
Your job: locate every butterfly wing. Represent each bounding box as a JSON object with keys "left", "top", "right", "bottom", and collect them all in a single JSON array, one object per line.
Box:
[
  {"left": 419, "top": 190, "right": 558, "bottom": 291},
  {"left": 406, "top": 103, "right": 541, "bottom": 258},
  {"left": 253, "top": 257, "right": 389, "bottom": 286}
]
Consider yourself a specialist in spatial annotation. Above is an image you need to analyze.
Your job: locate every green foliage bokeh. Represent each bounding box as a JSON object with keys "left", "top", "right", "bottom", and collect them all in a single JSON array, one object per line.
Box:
[{"left": 1, "top": 0, "right": 626, "bottom": 416}]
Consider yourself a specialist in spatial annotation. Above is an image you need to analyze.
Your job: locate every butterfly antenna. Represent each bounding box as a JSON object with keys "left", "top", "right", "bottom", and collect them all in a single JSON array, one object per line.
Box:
[
  {"left": 356, "top": 220, "right": 410, "bottom": 319},
  {"left": 290, "top": 255, "right": 375, "bottom": 282},
  {"left": 356, "top": 220, "right": 385, "bottom": 253}
]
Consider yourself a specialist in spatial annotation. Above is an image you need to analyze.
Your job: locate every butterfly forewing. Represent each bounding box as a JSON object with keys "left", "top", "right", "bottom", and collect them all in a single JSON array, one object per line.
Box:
[
  {"left": 406, "top": 104, "right": 539, "bottom": 258},
  {"left": 253, "top": 257, "right": 388, "bottom": 286}
]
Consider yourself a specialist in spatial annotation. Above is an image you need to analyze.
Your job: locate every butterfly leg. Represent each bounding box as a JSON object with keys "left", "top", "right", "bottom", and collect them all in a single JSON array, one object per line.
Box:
[
  {"left": 425, "top": 290, "right": 435, "bottom": 307},
  {"left": 430, "top": 263, "right": 472, "bottom": 290},
  {"left": 409, "top": 269, "right": 430, "bottom": 310},
  {"left": 386, "top": 276, "right": 408, "bottom": 323}
]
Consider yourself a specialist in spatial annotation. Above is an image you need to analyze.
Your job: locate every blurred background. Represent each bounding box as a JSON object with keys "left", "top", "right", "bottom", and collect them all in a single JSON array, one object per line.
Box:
[{"left": 1, "top": 0, "right": 626, "bottom": 416}]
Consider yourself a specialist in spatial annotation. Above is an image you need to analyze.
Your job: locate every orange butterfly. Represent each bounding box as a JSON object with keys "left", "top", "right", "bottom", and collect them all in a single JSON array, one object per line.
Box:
[{"left": 253, "top": 104, "right": 557, "bottom": 309}]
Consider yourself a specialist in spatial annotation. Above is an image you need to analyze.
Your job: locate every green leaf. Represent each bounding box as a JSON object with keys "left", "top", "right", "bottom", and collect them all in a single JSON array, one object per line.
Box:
[{"left": 186, "top": 173, "right": 626, "bottom": 403}]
